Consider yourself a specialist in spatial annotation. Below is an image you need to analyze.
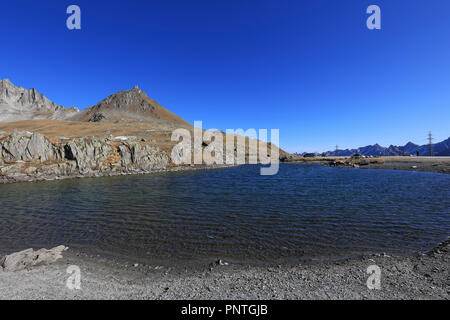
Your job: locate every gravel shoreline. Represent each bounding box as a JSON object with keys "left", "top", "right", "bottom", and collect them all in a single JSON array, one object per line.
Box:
[
  {"left": 290, "top": 157, "right": 450, "bottom": 174},
  {"left": 359, "top": 159, "right": 450, "bottom": 174},
  {"left": 1, "top": 238, "right": 448, "bottom": 300}
]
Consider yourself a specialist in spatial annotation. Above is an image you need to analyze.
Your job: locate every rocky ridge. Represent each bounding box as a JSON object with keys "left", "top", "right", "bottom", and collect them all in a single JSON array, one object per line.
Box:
[
  {"left": 0, "top": 79, "right": 79, "bottom": 122},
  {"left": 303, "top": 137, "right": 450, "bottom": 157},
  {"left": 0, "top": 130, "right": 170, "bottom": 183}
]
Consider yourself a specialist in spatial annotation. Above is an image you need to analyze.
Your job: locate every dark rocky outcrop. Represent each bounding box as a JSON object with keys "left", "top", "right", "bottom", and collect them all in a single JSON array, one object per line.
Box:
[{"left": 88, "top": 113, "right": 106, "bottom": 122}]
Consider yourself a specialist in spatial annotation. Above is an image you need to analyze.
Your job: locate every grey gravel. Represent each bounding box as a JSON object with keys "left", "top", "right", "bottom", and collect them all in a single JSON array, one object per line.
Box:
[{"left": 0, "top": 239, "right": 448, "bottom": 300}]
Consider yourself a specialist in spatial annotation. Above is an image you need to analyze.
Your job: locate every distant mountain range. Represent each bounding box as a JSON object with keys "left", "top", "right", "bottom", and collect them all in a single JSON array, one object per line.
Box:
[{"left": 296, "top": 138, "right": 450, "bottom": 157}]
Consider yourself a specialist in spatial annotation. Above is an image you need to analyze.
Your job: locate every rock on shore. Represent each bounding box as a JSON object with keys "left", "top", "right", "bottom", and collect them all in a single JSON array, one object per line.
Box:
[{"left": 0, "top": 246, "right": 66, "bottom": 272}]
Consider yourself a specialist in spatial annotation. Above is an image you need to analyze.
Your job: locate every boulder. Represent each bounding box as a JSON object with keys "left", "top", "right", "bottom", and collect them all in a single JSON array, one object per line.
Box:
[
  {"left": 113, "top": 136, "right": 137, "bottom": 142},
  {"left": 118, "top": 145, "right": 132, "bottom": 167},
  {"left": 64, "top": 138, "right": 112, "bottom": 172},
  {"left": 26, "top": 132, "right": 54, "bottom": 161},
  {"left": 0, "top": 245, "right": 66, "bottom": 272},
  {"left": 0, "top": 130, "right": 31, "bottom": 160},
  {"left": 0, "top": 130, "right": 58, "bottom": 162},
  {"left": 24, "top": 166, "right": 37, "bottom": 174}
]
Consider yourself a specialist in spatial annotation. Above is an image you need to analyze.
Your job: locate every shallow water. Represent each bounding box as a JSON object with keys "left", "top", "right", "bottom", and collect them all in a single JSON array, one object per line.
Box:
[{"left": 0, "top": 164, "right": 449, "bottom": 266}]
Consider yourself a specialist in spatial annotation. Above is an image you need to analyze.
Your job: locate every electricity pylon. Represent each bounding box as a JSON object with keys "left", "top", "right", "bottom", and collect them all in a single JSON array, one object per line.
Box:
[{"left": 428, "top": 131, "right": 433, "bottom": 157}]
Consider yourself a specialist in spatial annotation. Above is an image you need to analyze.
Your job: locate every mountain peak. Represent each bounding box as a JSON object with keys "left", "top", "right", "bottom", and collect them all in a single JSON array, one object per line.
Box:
[
  {"left": 0, "top": 78, "right": 14, "bottom": 88},
  {"left": 69, "top": 86, "right": 191, "bottom": 128},
  {"left": 0, "top": 78, "right": 191, "bottom": 128},
  {"left": 0, "top": 79, "right": 79, "bottom": 122}
]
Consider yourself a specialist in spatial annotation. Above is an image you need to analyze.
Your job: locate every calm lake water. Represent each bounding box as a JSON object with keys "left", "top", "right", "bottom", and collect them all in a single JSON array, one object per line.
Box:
[{"left": 0, "top": 164, "right": 449, "bottom": 266}]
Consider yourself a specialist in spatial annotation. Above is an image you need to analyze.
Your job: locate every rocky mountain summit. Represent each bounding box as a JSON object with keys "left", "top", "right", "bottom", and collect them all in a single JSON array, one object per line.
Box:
[
  {"left": 0, "top": 79, "right": 79, "bottom": 122},
  {"left": 69, "top": 84, "right": 191, "bottom": 128},
  {"left": 1, "top": 79, "right": 192, "bottom": 131}
]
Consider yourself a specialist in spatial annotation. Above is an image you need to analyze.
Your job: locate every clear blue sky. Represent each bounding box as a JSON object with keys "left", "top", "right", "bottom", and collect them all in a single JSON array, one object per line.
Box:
[{"left": 1, "top": 0, "right": 449, "bottom": 153}]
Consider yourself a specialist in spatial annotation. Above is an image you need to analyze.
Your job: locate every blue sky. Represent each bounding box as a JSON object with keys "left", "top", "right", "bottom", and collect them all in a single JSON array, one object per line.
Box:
[{"left": 1, "top": 0, "right": 449, "bottom": 153}]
